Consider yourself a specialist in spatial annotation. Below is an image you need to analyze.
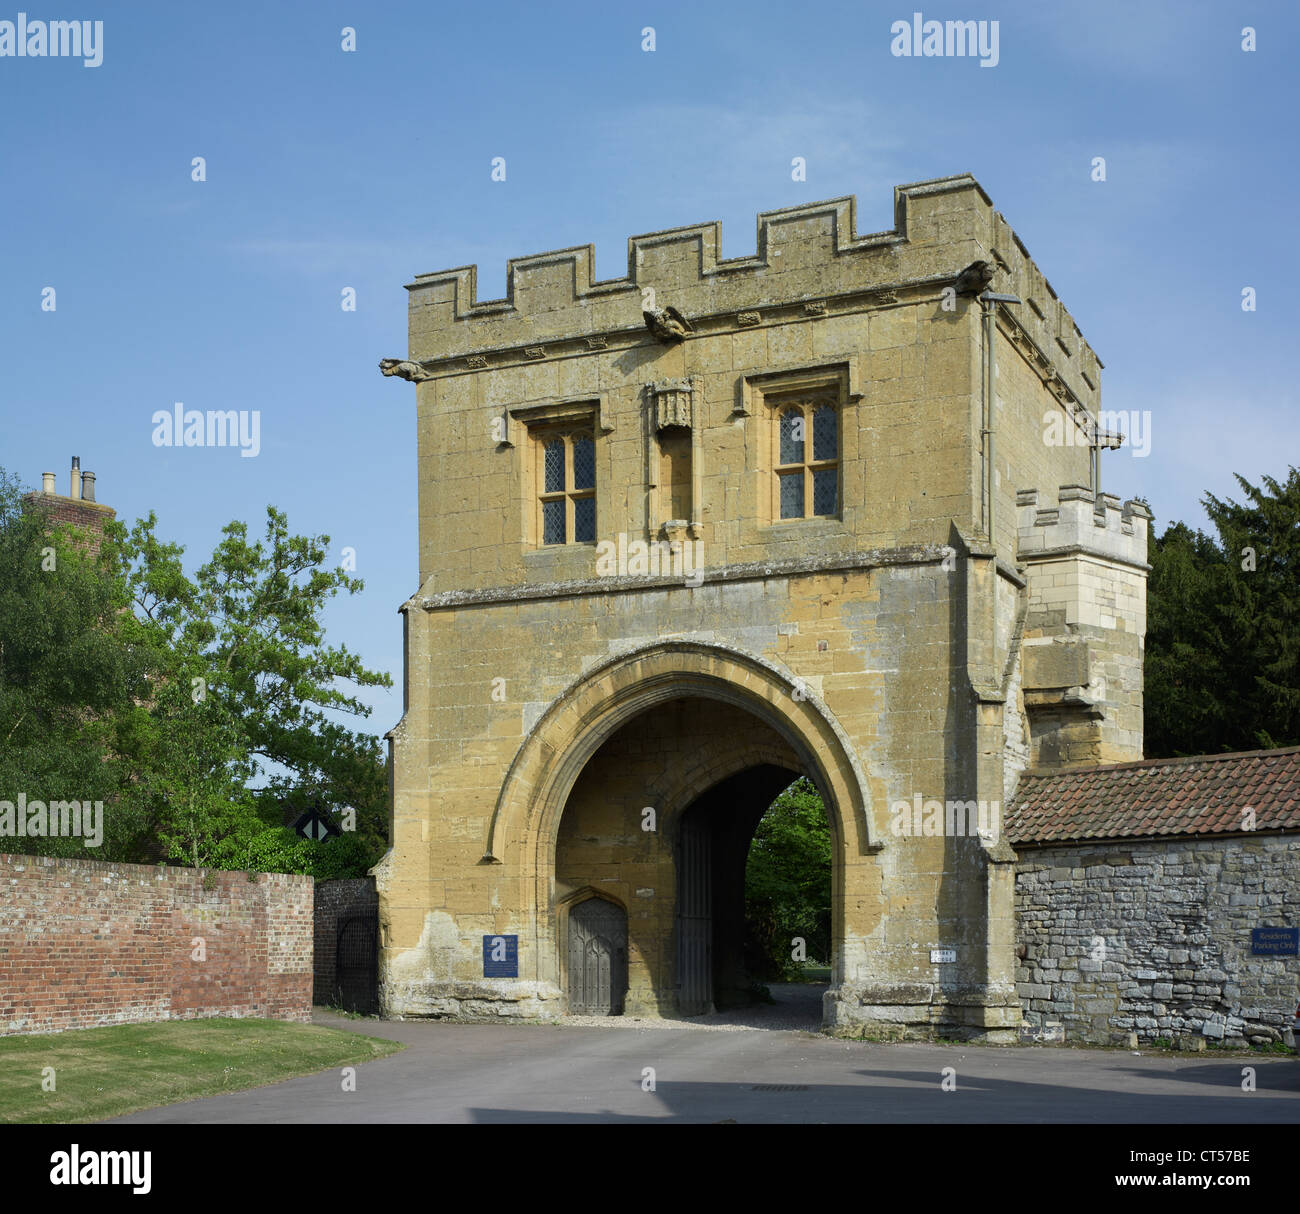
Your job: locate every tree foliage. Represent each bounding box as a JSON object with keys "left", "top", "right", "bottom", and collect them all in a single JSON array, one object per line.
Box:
[
  {"left": 121, "top": 506, "right": 392, "bottom": 867},
  {"left": 744, "top": 778, "right": 832, "bottom": 978},
  {"left": 0, "top": 471, "right": 159, "bottom": 857},
  {"left": 1145, "top": 468, "right": 1300, "bottom": 757},
  {"left": 0, "top": 468, "right": 391, "bottom": 877}
]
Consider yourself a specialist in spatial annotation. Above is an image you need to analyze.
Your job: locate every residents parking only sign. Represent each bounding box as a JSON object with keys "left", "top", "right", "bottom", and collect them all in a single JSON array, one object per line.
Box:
[{"left": 1250, "top": 927, "right": 1298, "bottom": 956}]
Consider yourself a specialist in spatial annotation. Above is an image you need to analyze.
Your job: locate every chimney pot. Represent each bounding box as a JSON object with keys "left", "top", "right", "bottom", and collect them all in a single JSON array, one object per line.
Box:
[
  {"left": 81, "top": 471, "right": 96, "bottom": 502},
  {"left": 41, "top": 472, "right": 55, "bottom": 494},
  {"left": 70, "top": 456, "right": 81, "bottom": 500}
]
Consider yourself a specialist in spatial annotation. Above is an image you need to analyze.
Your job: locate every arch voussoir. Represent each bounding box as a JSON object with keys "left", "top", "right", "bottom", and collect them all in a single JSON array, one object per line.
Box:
[{"left": 485, "top": 639, "right": 875, "bottom": 864}]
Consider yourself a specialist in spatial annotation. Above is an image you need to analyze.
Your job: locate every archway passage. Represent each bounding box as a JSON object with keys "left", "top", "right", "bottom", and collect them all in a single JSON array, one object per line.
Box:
[
  {"left": 676, "top": 764, "right": 801, "bottom": 1014},
  {"left": 740, "top": 776, "right": 834, "bottom": 1027},
  {"left": 553, "top": 692, "right": 834, "bottom": 1018}
]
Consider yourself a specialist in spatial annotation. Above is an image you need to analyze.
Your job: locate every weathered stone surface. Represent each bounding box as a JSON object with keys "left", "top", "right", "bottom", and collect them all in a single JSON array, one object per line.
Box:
[
  {"left": 1019, "top": 1020, "right": 1065, "bottom": 1044},
  {"left": 375, "top": 174, "right": 1149, "bottom": 1039},
  {"left": 1017, "top": 834, "right": 1300, "bottom": 1044}
]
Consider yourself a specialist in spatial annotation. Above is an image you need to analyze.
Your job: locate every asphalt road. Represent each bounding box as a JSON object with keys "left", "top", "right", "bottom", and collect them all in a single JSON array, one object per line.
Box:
[{"left": 112, "top": 1001, "right": 1300, "bottom": 1124}]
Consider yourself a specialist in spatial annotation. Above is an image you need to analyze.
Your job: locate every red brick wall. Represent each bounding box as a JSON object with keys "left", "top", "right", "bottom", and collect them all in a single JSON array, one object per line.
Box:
[
  {"left": 0, "top": 853, "right": 312, "bottom": 1036},
  {"left": 22, "top": 492, "right": 116, "bottom": 553}
]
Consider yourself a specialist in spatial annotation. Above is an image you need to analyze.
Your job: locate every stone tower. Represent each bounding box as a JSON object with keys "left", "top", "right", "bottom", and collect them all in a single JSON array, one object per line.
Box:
[
  {"left": 376, "top": 173, "right": 1148, "bottom": 1039},
  {"left": 1017, "top": 487, "right": 1150, "bottom": 768}
]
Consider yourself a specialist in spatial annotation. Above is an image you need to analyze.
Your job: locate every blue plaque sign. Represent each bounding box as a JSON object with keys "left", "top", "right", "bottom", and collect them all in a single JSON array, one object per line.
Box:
[
  {"left": 1250, "top": 927, "right": 1298, "bottom": 956},
  {"left": 482, "top": 934, "right": 519, "bottom": 977}
]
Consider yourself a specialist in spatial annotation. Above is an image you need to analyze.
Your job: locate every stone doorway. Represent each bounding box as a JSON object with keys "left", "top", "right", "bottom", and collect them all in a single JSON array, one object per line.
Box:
[
  {"left": 467, "top": 642, "right": 880, "bottom": 1030},
  {"left": 567, "top": 896, "right": 628, "bottom": 1015},
  {"left": 553, "top": 685, "right": 840, "bottom": 1021}
]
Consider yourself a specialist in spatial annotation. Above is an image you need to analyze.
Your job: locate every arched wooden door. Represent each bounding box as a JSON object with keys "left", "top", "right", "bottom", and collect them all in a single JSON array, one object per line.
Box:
[{"left": 568, "top": 898, "right": 627, "bottom": 1015}]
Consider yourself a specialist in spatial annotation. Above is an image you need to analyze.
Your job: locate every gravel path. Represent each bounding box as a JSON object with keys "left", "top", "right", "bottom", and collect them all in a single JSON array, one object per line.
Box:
[{"left": 560, "top": 982, "right": 827, "bottom": 1032}]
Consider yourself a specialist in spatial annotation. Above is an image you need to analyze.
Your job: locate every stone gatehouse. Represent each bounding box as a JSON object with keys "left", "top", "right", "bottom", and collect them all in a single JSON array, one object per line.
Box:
[{"left": 375, "top": 173, "right": 1153, "bottom": 1041}]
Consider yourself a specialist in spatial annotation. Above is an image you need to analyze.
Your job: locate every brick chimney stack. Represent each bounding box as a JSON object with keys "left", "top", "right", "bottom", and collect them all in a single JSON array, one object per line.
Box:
[{"left": 23, "top": 457, "right": 117, "bottom": 553}]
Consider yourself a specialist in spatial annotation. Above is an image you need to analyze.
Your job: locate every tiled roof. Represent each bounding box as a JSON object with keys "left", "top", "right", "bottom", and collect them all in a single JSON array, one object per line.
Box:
[{"left": 1006, "top": 745, "right": 1300, "bottom": 845}]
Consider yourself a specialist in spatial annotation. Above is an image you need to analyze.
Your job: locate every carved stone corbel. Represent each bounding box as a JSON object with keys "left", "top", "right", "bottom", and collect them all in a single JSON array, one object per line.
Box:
[{"left": 648, "top": 378, "right": 694, "bottom": 432}]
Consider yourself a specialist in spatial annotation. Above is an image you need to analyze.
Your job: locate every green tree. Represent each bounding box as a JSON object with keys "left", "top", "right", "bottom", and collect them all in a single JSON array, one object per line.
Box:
[
  {"left": 212, "top": 825, "right": 379, "bottom": 881},
  {"left": 0, "top": 471, "right": 161, "bottom": 858},
  {"left": 744, "top": 777, "right": 832, "bottom": 979},
  {"left": 120, "top": 505, "right": 392, "bottom": 870},
  {"left": 128, "top": 650, "right": 260, "bottom": 868},
  {"left": 1144, "top": 468, "right": 1300, "bottom": 757},
  {"left": 1, "top": 467, "right": 390, "bottom": 875}
]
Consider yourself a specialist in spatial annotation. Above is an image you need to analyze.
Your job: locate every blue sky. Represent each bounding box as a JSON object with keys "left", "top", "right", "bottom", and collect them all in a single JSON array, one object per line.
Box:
[{"left": 2, "top": 0, "right": 1296, "bottom": 734}]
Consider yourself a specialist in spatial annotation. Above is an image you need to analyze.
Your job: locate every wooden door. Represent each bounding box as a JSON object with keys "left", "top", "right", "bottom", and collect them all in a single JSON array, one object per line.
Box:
[
  {"left": 568, "top": 898, "right": 627, "bottom": 1015},
  {"left": 676, "top": 812, "right": 714, "bottom": 1015}
]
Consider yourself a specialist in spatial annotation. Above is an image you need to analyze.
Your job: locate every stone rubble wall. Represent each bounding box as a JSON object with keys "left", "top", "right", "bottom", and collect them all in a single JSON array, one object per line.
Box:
[{"left": 1015, "top": 833, "right": 1300, "bottom": 1046}]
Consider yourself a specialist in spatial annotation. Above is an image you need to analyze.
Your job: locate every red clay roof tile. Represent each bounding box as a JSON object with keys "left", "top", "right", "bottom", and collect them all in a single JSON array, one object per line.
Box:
[{"left": 1006, "top": 745, "right": 1300, "bottom": 845}]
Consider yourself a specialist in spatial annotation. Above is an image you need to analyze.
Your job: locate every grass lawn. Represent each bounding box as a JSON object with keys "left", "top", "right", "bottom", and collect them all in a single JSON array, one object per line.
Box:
[{"left": 0, "top": 1017, "right": 405, "bottom": 1124}]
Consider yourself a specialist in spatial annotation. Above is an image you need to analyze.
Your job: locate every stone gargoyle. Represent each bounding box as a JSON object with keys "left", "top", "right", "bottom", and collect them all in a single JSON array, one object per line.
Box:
[{"left": 379, "top": 358, "right": 436, "bottom": 383}]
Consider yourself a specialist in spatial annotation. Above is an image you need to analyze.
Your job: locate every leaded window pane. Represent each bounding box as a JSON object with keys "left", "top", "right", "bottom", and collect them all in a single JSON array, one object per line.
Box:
[
  {"left": 779, "top": 471, "right": 804, "bottom": 519},
  {"left": 813, "top": 405, "right": 837, "bottom": 462},
  {"left": 812, "top": 468, "right": 838, "bottom": 516},
  {"left": 573, "top": 497, "right": 596, "bottom": 542},
  {"left": 779, "top": 409, "right": 804, "bottom": 465},
  {"left": 572, "top": 436, "right": 595, "bottom": 490},
  {"left": 542, "top": 499, "right": 565, "bottom": 544},
  {"left": 544, "top": 439, "right": 565, "bottom": 493}
]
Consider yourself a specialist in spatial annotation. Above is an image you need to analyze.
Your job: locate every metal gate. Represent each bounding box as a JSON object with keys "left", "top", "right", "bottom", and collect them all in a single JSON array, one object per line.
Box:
[
  {"left": 335, "top": 910, "right": 378, "bottom": 1014},
  {"left": 568, "top": 898, "right": 627, "bottom": 1015},
  {"left": 676, "top": 812, "right": 713, "bottom": 1015}
]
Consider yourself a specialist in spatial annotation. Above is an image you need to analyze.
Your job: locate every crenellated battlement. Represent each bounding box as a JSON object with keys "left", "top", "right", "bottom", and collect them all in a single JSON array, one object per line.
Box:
[
  {"left": 987, "top": 216, "right": 1104, "bottom": 396},
  {"left": 402, "top": 174, "right": 1101, "bottom": 408},
  {"left": 1016, "top": 485, "right": 1151, "bottom": 570},
  {"left": 1016, "top": 484, "right": 1150, "bottom": 767},
  {"left": 381, "top": 174, "right": 1138, "bottom": 1036}
]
